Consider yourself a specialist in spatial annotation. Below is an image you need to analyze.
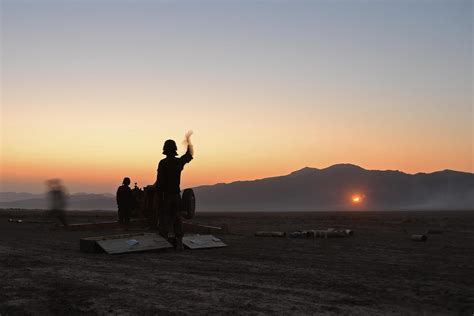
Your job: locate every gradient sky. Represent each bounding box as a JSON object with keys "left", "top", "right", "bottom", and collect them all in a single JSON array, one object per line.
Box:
[{"left": 1, "top": 0, "right": 472, "bottom": 193}]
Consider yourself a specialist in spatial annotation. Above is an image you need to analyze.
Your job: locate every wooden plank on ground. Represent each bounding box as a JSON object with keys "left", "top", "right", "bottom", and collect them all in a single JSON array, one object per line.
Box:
[
  {"left": 182, "top": 222, "right": 229, "bottom": 234},
  {"left": 182, "top": 234, "right": 227, "bottom": 250},
  {"left": 96, "top": 233, "right": 173, "bottom": 254}
]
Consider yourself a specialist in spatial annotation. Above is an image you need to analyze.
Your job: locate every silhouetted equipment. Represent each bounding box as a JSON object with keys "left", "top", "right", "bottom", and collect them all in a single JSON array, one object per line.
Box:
[
  {"left": 131, "top": 184, "right": 144, "bottom": 218},
  {"left": 411, "top": 234, "right": 427, "bottom": 241},
  {"left": 132, "top": 185, "right": 196, "bottom": 226},
  {"left": 255, "top": 231, "right": 286, "bottom": 237},
  {"left": 181, "top": 188, "right": 195, "bottom": 219}
]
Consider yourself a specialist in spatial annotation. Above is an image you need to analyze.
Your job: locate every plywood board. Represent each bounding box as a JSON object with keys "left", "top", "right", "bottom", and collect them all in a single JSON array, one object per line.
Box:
[
  {"left": 96, "top": 233, "right": 173, "bottom": 254},
  {"left": 80, "top": 233, "right": 146, "bottom": 253},
  {"left": 182, "top": 234, "right": 227, "bottom": 249}
]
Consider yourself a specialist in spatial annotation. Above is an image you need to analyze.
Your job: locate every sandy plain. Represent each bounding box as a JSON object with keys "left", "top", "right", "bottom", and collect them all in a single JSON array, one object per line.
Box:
[{"left": 0, "top": 209, "right": 473, "bottom": 315}]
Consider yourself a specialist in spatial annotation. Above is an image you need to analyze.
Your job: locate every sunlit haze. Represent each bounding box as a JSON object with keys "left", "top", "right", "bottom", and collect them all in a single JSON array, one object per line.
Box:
[{"left": 1, "top": 0, "right": 472, "bottom": 193}]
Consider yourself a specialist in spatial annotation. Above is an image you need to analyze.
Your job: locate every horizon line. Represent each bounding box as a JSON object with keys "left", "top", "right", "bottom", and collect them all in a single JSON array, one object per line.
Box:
[{"left": 2, "top": 162, "right": 472, "bottom": 195}]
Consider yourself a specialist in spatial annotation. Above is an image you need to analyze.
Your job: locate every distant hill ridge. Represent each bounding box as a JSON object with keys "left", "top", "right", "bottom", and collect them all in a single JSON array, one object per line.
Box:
[
  {"left": 192, "top": 164, "right": 474, "bottom": 211},
  {"left": 1, "top": 164, "right": 473, "bottom": 211},
  {"left": 0, "top": 192, "right": 117, "bottom": 210}
]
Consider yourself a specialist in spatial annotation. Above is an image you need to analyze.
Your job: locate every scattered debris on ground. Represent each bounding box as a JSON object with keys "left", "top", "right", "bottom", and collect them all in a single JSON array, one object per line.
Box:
[
  {"left": 289, "top": 228, "right": 354, "bottom": 239},
  {"left": 1, "top": 210, "right": 473, "bottom": 314},
  {"left": 255, "top": 231, "right": 286, "bottom": 237},
  {"left": 8, "top": 218, "right": 54, "bottom": 224},
  {"left": 411, "top": 234, "right": 427, "bottom": 241}
]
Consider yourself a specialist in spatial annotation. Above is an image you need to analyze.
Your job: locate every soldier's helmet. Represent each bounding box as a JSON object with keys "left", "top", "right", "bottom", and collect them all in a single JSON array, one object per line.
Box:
[
  {"left": 163, "top": 139, "right": 178, "bottom": 156},
  {"left": 122, "top": 177, "right": 131, "bottom": 185}
]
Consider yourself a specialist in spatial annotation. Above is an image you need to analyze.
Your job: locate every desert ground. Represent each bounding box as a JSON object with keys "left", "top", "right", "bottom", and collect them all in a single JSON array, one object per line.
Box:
[{"left": 0, "top": 209, "right": 473, "bottom": 315}]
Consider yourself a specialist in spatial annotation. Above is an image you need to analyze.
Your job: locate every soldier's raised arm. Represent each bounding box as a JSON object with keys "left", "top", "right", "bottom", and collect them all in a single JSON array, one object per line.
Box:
[{"left": 180, "top": 130, "right": 194, "bottom": 164}]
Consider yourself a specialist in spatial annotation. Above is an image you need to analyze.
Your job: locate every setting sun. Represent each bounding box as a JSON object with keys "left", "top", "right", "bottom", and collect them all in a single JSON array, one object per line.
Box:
[{"left": 352, "top": 195, "right": 362, "bottom": 204}]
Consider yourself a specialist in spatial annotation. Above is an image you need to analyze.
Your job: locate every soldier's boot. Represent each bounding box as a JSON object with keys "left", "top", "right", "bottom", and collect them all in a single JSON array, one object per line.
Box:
[{"left": 175, "top": 237, "right": 184, "bottom": 251}]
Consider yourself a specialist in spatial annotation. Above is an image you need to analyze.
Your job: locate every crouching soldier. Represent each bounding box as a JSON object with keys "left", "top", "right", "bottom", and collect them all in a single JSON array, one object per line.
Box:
[
  {"left": 116, "top": 177, "right": 134, "bottom": 224},
  {"left": 156, "top": 133, "right": 193, "bottom": 251}
]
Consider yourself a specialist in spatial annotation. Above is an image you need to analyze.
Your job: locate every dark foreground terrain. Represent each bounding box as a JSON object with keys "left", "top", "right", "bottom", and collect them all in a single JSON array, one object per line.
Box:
[{"left": 1, "top": 210, "right": 473, "bottom": 315}]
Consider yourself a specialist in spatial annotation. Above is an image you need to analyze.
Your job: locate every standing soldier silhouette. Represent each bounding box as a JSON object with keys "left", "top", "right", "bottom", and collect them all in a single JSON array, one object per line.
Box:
[
  {"left": 156, "top": 132, "right": 193, "bottom": 251},
  {"left": 116, "top": 177, "right": 134, "bottom": 224}
]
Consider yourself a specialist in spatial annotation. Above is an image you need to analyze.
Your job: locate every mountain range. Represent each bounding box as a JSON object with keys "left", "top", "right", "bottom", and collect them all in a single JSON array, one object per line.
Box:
[
  {"left": 193, "top": 164, "right": 474, "bottom": 211},
  {"left": 1, "top": 164, "right": 473, "bottom": 211}
]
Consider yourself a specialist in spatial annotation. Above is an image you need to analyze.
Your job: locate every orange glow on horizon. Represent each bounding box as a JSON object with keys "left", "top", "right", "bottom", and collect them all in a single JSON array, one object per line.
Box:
[
  {"left": 2, "top": 1, "right": 472, "bottom": 195},
  {"left": 351, "top": 195, "right": 363, "bottom": 204}
]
